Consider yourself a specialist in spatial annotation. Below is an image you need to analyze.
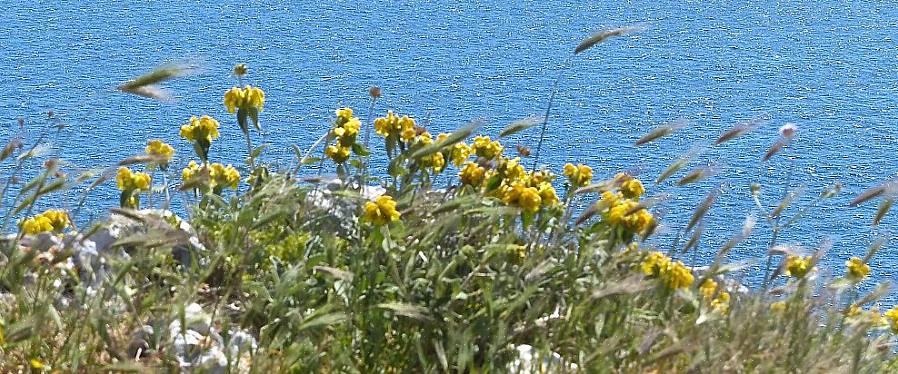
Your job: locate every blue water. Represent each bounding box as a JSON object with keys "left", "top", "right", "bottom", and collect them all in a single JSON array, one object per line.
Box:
[{"left": 3, "top": 1, "right": 898, "bottom": 293}]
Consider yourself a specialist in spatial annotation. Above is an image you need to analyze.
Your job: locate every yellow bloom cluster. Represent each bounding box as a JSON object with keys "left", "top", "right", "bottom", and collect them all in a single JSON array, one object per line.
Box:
[
  {"left": 209, "top": 163, "right": 241, "bottom": 190},
  {"left": 563, "top": 163, "right": 593, "bottom": 187},
  {"left": 449, "top": 141, "right": 472, "bottom": 167},
  {"left": 224, "top": 85, "right": 265, "bottom": 114},
  {"left": 885, "top": 307, "right": 898, "bottom": 333},
  {"left": 618, "top": 173, "right": 645, "bottom": 199},
  {"left": 181, "top": 161, "right": 240, "bottom": 191},
  {"left": 599, "top": 190, "right": 654, "bottom": 237},
  {"left": 472, "top": 136, "right": 503, "bottom": 160},
  {"left": 699, "top": 278, "right": 731, "bottom": 314},
  {"left": 785, "top": 255, "right": 813, "bottom": 278},
  {"left": 500, "top": 182, "right": 543, "bottom": 213},
  {"left": 182, "top": 160, "right": 202, "bottom": 181},
  {"left": 845, "top": 256, "right": 870, "bottom": 282},
  {"left": 413, "top": 132, "right": 446, "bottom": 173},
  {"left": 20, "top": 209, "right": 70, "bottom": 235},
  {"left": 641, "top": 251, "right": 694, "bottom": 290},
  {"left": 326, "top": 108, "right": 363, "bottom": 164},
  {"left": 459, "top": 162, "right": 486, "bottom": 186},
  {"left": 493, "top": 163, "right": 559, "bottom": 213},
  {"left": 363, "top": 195, "right": 401, "bottom": 226},
  {"left": 180, "top": 116, "right": 220, "bottom": 144},
  {"left": 145, "top": 139, "right": 174, "bottom": 164},
  {"left": 374, "top": 110, "right": 417, "bottom": 141},
  {"left": 116, "top": 167, "right": 151, "bottom": 192}
]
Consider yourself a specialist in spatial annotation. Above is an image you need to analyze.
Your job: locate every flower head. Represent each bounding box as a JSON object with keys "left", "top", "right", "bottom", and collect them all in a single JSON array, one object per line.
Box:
[
  {"left": 233, "top": 63, "right": 248, "bottom": 77},
  {"left": 145, "top": 139, "right": 174, "bottom": 167},
  {"left": 325, "top": 145, "right": 351, "bottom": 163},
  {"left": 620, "top": 178, "right": 645, "bottom": 199},
  {"left": 116, "top": 167, "right": 151, "bottom": 192},
  {"left": 364, "top": 195, "right": 401, "bottom": 226},
  {"left": 845, "top": 257, "right": 870, "bottom": 282},
  {"left": 180, "top": 116, "right": 220, "bottom": 144},
  {"left": 459, "top": 162, "right": 486, "bottom": 187},
  {"left": 563, "top": 163, "right": 593, "bottom": 187},
  {"left": 223, "top": 85, "right": 265, "bottom": 114},
  {"left": 209, "top": 163, "right": 241, "bottom": 190},
  {"left": 472, "top": 136, "right": 503, "bottom": 160},
  {"left": 21, "top": 209, "right": 70, "bottom": 235},
  {"left": 641, "top": 251, "right": 693, "bottom": 290},
  {"left": 785, "top": 255, "right": 813, "bottom": 279}
]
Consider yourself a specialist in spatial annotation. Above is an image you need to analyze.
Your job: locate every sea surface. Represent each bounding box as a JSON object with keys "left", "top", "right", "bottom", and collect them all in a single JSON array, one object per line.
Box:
[{"left": 3, "top": 1, "right": 898, "bottom": 293}]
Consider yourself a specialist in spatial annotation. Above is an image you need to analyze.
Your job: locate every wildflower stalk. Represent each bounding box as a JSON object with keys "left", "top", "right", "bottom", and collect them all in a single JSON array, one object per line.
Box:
[{"left": 531, "top": 57, "right": 571, "bottom": 170}]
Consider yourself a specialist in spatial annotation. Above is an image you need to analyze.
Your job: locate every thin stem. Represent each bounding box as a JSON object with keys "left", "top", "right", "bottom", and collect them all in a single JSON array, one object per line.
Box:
[{"left": 531, "top": 56, "right": 573, "bottom": 170}]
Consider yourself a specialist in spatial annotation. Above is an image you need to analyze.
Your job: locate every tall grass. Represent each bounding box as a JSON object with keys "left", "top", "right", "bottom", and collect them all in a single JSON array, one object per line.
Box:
[{"left": 0, "top": 27, "right": 896, "bottom": 373}]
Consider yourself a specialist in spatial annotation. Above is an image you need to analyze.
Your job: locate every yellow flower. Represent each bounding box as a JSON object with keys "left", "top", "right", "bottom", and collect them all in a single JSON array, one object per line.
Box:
[
  {"left": 785, "top": 255, "right": 813, "bottom": 278},
  {"left": 145, "top": 139, "right": 174, "bottom": 164},
  {"left": 844, "top": 304, "right": 861, "bottom": 318},
  {"left": 517, "top": 186, "right": 542, "bottom": 213},
  {"left": 845, "top": 257, "right": 870, "bottom": 282},
  {"left": 224, "top": 87, "right": 244, "bottom": 114},
  {"left": 364, "top": 195, "right": 401, "bottom": 226},
  {"left": 620, "top": 178, "right": 645, "bottom": 199},
  {"left": 699, "top": 278, "right": 719, "bottom": 300},
  {"left": 459, "top": 162, "right": 486, "bottom": 187},
  {"left": 699, "top": 279, "right": 729, "bottom": 313},
  {"left": 182, "top": 160, "right": 202, "bottom": 181},
  {"left": 450, "top": 142, "right": 471, "bottom": 167},
  {"left": 336, "top": 107, "right": 354, "bottom": 122},
  {"left": 641, "top": 251, "right": 693, "bottom": 290},
  {"left": 223, "top": 85, "right": 265, "bottom": 113},
  {"left": 209, "top": 163, "right": 241, "bottom": 190},
  {"left": 116, "top": 167, "right": 151, "bottom": 192},
  {"left": 180, "top": 116, "right": 221, "bottom": 144},
  {"left": 563, "top": 163, "right": 592, "bottom": 186},
  {"left": 325, "top": 145, "right": 351, "bottom": 163},
  {"left": 537, "top": 182, "right": 559, "bottom": 206},
  {"left": 885, "top": 307, "right": 898, "bottom": 333},
  {"left": 21, "top": 209, "right": 70, "bottom": 235},
  {"left": 499, "top": 157, "right": 527, "bottom": 182},
  {"left": 374, "top": 110, "right": 400, "bottom": 137},
  {"left": 399, "top": 116, "right": 417, "bottom": 142},
  {"left": 472, "top": 136, "right": 503, "bottom": 160},
  {"left": 770, "top": 301, "right": 788, "bottom": 313},
  {"left": 604, "top": 198, "right": 655, "bottom": 236}
]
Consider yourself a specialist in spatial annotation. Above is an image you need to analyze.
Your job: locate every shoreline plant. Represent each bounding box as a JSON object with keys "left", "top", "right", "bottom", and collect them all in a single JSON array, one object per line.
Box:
[{"left": 0, "top": 27, "right": 896, "bottom": 373}]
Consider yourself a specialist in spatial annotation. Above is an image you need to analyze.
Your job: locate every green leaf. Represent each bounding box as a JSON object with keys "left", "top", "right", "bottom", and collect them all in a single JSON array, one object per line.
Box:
[
  {"left": 298, "top": 312, "right": 347, "bottom": 331},
  {"left": 498, "top": 116, "right": 540, "bottom": 138},
  {"left": 409, "top": 119, "right": 483, "bottom": 159},
  {"left": 378, "top": 302, "right": 433, "bottom": 322},
  {"left": 248, "top": 106, "right": 261, "bottom": 130},
  {"left": 251, "top": 143, "right": 269, "bottom": 159},
  {"left": 237, "top": 107, "right": 249, "bottom": 135},
  {"left": 351, "top": 143, "right": 370, "bottom": 157}
]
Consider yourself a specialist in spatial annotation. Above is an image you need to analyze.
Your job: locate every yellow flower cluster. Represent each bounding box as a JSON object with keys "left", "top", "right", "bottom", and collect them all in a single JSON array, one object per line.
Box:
[
  {"left": 563, "top": 163, "right": 593, "bottom": 187},
  {"left": 885, "top": 307, "right": 898, "bottom": 333},
  {"left": 459, "top": 162, "right": 486, "bottom": 187},
  {"left": 374, "top": 110, "right": 417, "bottom": 141},
  {"left": 442, "top": 135, "right": 472, "bottom": 167},
  {"left": 223, "top": 85, "right": 265, "bottom": 114},
  {"left": 413, "top": 132, "right": 446, "bottom": 173},
  {"left": 180, "top": 116, "right": 220, "bottom": 144},
  {"left": 785, "top": 255, "right": 813, "bottom": 278},
  {"left": 182, "top": 160, "right": 202, "bottom": 181},
  {"left": 599, "top": 190, "right": 654, "bottom": 237},
  {"left": 492, "top": 161, "right": 559, "bottom": 213},
  {"left": 363, "top": 195, "right": 401, "bottom": 226},
  {"left": 145, "top": 139, "right": 174, "bottom": 165},
  {"left": 209, "top": 163, "right": 241, "bottom": 190},
  {"left": 181, "top": 161, "right": 240, "bottom": 191},
  {"left": 325, "top": 108, "right": 363, "bottom": 164},
  {"left": 699, "top": 278, "right": 731, "bottom": 314},
  {"left": 845, "top": 256, "right": 870, "bottom": 282},
  {"left": 472, "top": 136, "right": 503, "bottom": 160},
  {"left": 20, "top": 209, "right": 70, "bottom": 235},
  {"left": 116, "top": 167, "right": 151, "bottom": 192},
  {"left": 641, "top": 251, "right": 694, "bottom": 290},
  {"left": 500, "top": 182, "right": 544, "bottom": 213},
  {"left": 618, "top": 173, "right": 645, "bottom": 199}
]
